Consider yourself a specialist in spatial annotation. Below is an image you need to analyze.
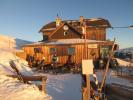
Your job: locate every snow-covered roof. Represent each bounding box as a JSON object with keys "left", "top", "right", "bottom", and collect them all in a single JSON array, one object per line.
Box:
[
  {"left": 39, "top": 18, "right": 111, "bottom": 33},
  {"left": 23, "top": 39, "right": 112, "bottom": 47},
  {"left": 46, "top": 39, "right": 105, "bottom": 45}
]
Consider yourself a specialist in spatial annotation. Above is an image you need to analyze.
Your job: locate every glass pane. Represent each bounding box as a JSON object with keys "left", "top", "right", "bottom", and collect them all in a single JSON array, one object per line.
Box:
[
  {"left": 68, "top": 47, "right": 75, "bottom": 55},
  {"left": 100, "top": 46, "right": 110, "bottom": 58},
  {"left": 50, "top": 48, "right": 56, "bottom": 54},
  {"left": 34, "top": 48, "right": 42, "bottom": 53}
]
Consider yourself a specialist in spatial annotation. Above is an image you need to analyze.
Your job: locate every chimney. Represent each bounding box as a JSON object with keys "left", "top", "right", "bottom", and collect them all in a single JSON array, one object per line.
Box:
[
  {"left": 79, "top": 16, "right": 84, "bottom": 25},
  {"left": 56, "top": 14, "right": 61, "bottom": 27}
]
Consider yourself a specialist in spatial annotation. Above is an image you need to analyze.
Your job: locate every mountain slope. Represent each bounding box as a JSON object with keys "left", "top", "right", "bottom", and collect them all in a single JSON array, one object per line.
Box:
[
  {"left": 15, "top": 38, "right": 33, "bottom": 49},
  {"left": 119, "top": 47, "right": 133, "bottom": 52},
  {"left": 0, "top": 34, "right": 15, "bottom": 49},
  {"left": 0, "top": 34, "right": 33, "bottom": 50}
]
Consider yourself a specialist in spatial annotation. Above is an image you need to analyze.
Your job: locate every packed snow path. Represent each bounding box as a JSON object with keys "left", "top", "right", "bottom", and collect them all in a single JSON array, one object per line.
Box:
[
  {"left": 36, "top": 69, "right": 133, "bottom": 100},
  {"left": 36, "top": 73, "right": 82, "bottom": 100}
]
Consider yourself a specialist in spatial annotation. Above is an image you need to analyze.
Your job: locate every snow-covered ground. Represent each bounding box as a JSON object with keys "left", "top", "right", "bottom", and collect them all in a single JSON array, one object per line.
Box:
[
  {"left": 0, "top": 48, "right": 51, "bottom": 100},
  {"left": 35, "top": 69, "right": 133, "bottom": 100},
  {"left": 95, "top": 70, "right": 133, "bottom": 87},
  {"left": 116, "top": 58, "right": 133, "bottom": 66},
  {"left": 0, "top": 50, "right": 132, "bottom": 100},
  {"left": 36, "top": 73, "right": 82, "bottom": 100},
  {"left": 0, "top": 75, "right": 51, "bottom": 100},
  {"left": 0, "top": 34, "right": 132, "bottom": 100}
]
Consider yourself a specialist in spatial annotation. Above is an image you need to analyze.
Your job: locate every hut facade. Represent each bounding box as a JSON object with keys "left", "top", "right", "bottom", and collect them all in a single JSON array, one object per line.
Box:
[{"left": 22, "top": 16, "right": 116, "bottom": 65}]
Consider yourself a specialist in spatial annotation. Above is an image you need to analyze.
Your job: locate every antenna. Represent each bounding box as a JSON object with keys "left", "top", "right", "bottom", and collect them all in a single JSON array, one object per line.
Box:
[{"left": 57, "top": 13, "right": 59, "bottom": 18}]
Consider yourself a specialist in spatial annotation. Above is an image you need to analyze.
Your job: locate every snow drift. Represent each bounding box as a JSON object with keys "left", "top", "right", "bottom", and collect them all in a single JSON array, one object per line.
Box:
[
  {"left": 0, "top": 49, "right": 33, "bottom": 76},
  {"left": 0, "top": 75, "right": 51, "bottom": 100},
  {"left": 0, "top": 49, "right": 52, "bottom": 100}
]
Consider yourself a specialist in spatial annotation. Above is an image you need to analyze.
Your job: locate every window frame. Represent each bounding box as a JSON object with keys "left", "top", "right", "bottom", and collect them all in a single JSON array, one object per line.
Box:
[
  {"left": 67, "top": 47, "right": 75, "bottom": 55},
  {"left": 50, "top": 48, "right": 57, "bottom": 55}
]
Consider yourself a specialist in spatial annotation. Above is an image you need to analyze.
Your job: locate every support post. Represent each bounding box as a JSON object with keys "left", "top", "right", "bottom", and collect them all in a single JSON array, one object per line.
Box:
[
  {"left": 86, "top": 75, "right": 90, "bottom": 100},
  {"left": 42, "top": 77, "right": 47, "bottom": 94},
  {"left": 82, "top": 75, "right": 90, "bottom": 100},
  {"left": 82, "top": 22, "right": 91, "bottom": 100}
]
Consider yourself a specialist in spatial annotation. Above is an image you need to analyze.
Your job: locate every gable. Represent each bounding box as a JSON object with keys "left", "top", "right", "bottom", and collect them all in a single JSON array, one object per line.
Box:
[{"left": 50, "top": 23, "right": 82, "bottom": 40}]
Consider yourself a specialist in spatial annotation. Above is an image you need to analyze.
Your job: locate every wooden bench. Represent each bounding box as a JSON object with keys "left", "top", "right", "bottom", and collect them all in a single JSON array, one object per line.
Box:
[{"left": 9, "top": 60, "right": 47, "bottom": 93}]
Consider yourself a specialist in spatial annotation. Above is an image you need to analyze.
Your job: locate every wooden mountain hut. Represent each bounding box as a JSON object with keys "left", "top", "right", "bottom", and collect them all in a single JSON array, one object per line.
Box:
[{"left": 22, "top": 16, "right": 118, "bottom": 66}]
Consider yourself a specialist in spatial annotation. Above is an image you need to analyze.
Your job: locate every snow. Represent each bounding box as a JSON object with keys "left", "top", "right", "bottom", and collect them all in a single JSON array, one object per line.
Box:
[
  {"left": 0, "top": 49, "right": 52, "bottom": 100},
  {"left": 0, "top": 49, "right": 33, "bottom": 76},
  {"left": 35, "top": 73, "right": 82, "bottom": 100},
  {"left": 0, "top": 34, "right": 15, "bottom": 49},
  {"left": 116, "top": 58, "right": 133, "bottom": 66},
  {"left": 0, "top": 34, "right": 132, "bottom": 100},
  {"left": 1, "top": 37, "right": 132, "bottom": 99},
  {"left": 0, "top": 34, "right": 33, "bottom": 50},
  {"left": 24, "top": 39, "right": 107, "bottom": 46},
  {"left": 0, "top": 75, "right": 51, "bottom": 100},
  {"left": 15, "top": 38, "right": 33, "bottom": 49},
  {"left": 34, "top": 69, "right": 133, "bottom": 100},
  {"left": 94, "top": 70, "right": 133, "bottom": 87},
  {"left": 89, "top": 18, "right": 101, "bottom": 21}
]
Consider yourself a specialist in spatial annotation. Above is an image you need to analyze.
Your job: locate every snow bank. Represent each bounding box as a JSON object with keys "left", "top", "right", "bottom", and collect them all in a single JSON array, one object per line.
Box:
[
  {"left": 0, "top": 75, "right": 51, "bottom": 100},
  {"left": 0, "top": 49, "right": 52, "bottom": 100},
  {"left": 116, "top": 58, "right": 133, "bottom": 66},
  {"left": 0, "top": 49, "right": 33, "bottom": 76}
]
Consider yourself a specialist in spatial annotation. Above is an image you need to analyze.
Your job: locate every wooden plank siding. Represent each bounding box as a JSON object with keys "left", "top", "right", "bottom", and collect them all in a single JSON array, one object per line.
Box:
[
  {"left": 50, "top": 25, "right": 81, "bottom": 39},
  {"left": 86, "top": 28, "right": 106, "bottom": 41},
  {"left": 22, "top": 41, "right": 113, "bottom": 64}
]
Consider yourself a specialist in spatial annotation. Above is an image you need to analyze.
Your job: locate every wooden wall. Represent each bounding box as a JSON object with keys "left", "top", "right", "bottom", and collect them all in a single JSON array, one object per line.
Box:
[
  {"left": 43, "top": 27, "right": 106, "bottom": 41},
  {"left": 86, "top": 28, "right": 106, "bottom": 41},
  {"left": 16, "top": 51, "right": 27, "bottom": 60},
  {"left": 22, "top": 41, "right": 113, "bottom": 64},
  {"left": 22, "top": 43, "right": 102, "bottom": 64},
  {"left": 50, "top": 26, "right": 81, "bottom": 39}
]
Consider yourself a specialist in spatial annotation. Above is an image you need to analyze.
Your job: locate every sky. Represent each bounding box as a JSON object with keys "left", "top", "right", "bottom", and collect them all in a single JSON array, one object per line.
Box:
[{"left": 0, "top": 0, "right": 133, "bottom": 49}]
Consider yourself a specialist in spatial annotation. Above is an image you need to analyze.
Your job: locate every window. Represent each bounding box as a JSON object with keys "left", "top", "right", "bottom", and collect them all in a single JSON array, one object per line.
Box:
[
  {"left": 68, "top": 47, "right": 75, "bottom": 55},
  {"left": 50, "top": 48, "right": 56, "bottom": 54},
  {"left": 64, "top": 31, "right": 68, "bottom": 36},
  {"left": 34, "top": 48, "right": 42, "bottom": 53},
  {"left": 43, "top": 35, "right": 48, "bottom": 41},
  {"left": 100, "top": 46, "right": 111, "bottom": 58}
]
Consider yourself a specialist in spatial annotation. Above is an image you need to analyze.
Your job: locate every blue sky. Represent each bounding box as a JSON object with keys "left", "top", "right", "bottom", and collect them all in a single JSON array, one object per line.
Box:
[{"left": 0, "top": 0, "right": 133, "bottom": 48}]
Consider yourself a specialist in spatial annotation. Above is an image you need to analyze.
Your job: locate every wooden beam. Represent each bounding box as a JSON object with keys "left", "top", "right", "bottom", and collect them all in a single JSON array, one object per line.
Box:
[{"left": 7, "top": 75, "right": 47, "bottom": 81}]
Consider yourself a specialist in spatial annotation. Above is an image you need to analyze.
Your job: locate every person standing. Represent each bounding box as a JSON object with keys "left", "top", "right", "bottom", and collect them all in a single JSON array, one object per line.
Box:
[{"left": 51, "top": 54, "right": 58, "bottom": 73}]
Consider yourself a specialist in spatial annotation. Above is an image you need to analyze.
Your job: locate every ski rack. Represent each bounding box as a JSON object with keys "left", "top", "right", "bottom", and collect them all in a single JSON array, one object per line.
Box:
[{"left": 98, "top": 38, "right": 116, "bottom": 99}]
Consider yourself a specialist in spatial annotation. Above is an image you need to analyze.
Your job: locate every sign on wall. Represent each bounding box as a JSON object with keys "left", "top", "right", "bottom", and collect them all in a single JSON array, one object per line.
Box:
[{"left": 88, "top": 44, "right": 97, "bottom": 49}]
